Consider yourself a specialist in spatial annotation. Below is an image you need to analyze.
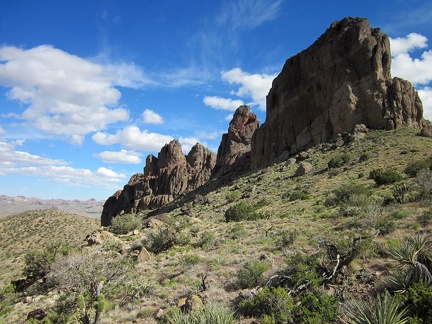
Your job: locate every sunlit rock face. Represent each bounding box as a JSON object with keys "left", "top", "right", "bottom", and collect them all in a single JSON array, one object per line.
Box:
[{"left": 251, "top": 17, "right": 427, "bottom": 168}]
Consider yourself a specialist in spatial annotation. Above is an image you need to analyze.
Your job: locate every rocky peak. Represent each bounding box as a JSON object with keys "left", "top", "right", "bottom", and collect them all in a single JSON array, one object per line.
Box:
[
  {"left": 101, "top": 140, "right": 216, "bottom": 226},
  {"left": 251, "top": 17, "right": 428, "bottom": 168},
  {"left": 214, "top": 105, "right": 259, "bottom": 176}
]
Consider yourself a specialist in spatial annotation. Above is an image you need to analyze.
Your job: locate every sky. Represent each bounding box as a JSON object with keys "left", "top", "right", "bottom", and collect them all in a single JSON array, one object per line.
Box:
[{"left": 1, "top": 0, "right": 432, "bottom": 200}]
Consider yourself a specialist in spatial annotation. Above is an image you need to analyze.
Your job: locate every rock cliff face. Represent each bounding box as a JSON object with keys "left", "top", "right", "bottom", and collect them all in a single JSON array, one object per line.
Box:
[
  {"left": 251, "top": 17, "right": 427, "bottom": 167},
  {"left": 101, "top": 140, "right": 216, "bottom": 226},
  {"left": 214, "top": 105, "right": 259, "bottom": 176}
]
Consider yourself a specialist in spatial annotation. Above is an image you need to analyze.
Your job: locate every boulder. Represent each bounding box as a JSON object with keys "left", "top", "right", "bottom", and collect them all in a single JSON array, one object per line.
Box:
[{"left": 251, "top": 17, "right": 427, "bottom": 168}]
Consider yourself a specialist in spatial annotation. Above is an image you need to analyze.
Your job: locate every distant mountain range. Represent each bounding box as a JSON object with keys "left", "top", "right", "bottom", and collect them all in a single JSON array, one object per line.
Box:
[{"left": 0, "top": 195, "right": 104, "bottom": 219}]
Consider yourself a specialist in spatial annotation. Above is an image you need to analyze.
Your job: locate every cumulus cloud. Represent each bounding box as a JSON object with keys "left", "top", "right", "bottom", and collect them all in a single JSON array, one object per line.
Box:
[
  {"left": 418, "top": 87, "right": 432, "bottom": 120},
  {"left": 390, "top": 34, "right": 432, "bottom": 120},
  {"left": 390, "top": 33, "right": 428, "bottom": 56},
  {"left": 203, "top": 96, "right": 244, "bottom": 111},
  {"left": 94, "top": 149, "right": 142, "bottom": 164},
  {"left": 92, "top": 125, "right": 173, "bottom": 151},
  {"left": 0, "top": 45, "right": 143, "bottom": 143},
  {"left": 142, "top": 109, "right": 164, "bottom": 124},
  {"left": 221, "top": 68, "right": 276, "bottom": 110}
]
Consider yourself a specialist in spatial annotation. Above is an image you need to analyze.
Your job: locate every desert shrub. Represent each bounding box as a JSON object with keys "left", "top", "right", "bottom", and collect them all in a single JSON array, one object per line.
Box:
[
  {"left": 228, "top": 223, "right": 246, "bottom": 240},
  {"left": 328, "top": 153, "right": 351, "bottom": 169},
  {"left": 237, "top": 259, "right": 269, "bottom": 289},
  {"left": 405, "top": 156, "right": 432, "bottom": 177},
  {"left": 47, "top": 249, "right": 132, "bottom": 323},
  {"left": 196, "top": 231, "right": 215, "bottom": 250},
  {"left": 23, "top": 242, "right": 72, "bottom": 282},
  {"left": 417, "top": 208, "right": 432, "bottom": 227},
  {"left": 240, "top": 286, "right": 294, "bottom": 323},
  {"left": 359, "top": 152, "right": 371, "bottom": 162},
  {"left": 145, "top": 227, "right": 179, "bottom": 254},
  {"left": 225, "top": 191, "right": 240, "bottom": 203},
  {"left": 392, "top": 208, "right": 412, "bottom": 220},
  {"left": 369, "top": 168, "right": 403, "bottom": 186},
  {"left": 289, "top": 190, "right": 309, "bottom": 201},
  {"left": 277, "top": 229, "right": 297, "bottom": 248},
  {"left": 109, "top": 214, "right": 141, "bottom": 235},
  {"left": 376, "top": 215, "right": 397, "bottom": 235},
  {"left": 325, "top": 183, "right": 371, "bottom": 207},
  {"left": 403, "top": 281, "right": 432, "bottom": 323},
  {"left": 224, "top": 201, "right": 260, "bottom": 222},
  {"left": 298, "top": 291, "right": 339, "bottom": 324}
]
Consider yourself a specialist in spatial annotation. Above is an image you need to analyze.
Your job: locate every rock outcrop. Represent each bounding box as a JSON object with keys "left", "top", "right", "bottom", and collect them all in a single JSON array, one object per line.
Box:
[
  {"left": 214, "top": 105, "right": 259, "bottom": 176},
  {"left": 251, "top": 17, "right": 428, "bottom": 167},
  {"left": 101, "top": 140, "right": 216, "bottom": 226}
]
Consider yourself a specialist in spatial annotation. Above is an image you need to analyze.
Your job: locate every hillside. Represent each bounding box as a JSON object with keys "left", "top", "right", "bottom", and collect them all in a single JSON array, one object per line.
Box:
[
  {"left": 1, "top": 127, "right": 432, "bottom": 323},
  {"left": 0, "top": 209, "right": 100, "bottom": 286}
]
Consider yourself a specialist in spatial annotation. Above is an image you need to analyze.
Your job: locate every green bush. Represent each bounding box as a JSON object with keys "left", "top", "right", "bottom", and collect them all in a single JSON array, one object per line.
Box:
[
  {"left": 417, "top": 208, "right": 432, "bottom": 227},
  {"left": 225, "top": 191, "right": 240, "bottom": 203},
  {"left": 405, "top": 157, "right": 432, "bottom": 177},
  {"left": 237, "top": 259, "right": 269, "bottom": 288},
  {"left": 289, "top": 190, "right": 309, "bottom": 201},
  {"left": 109, "top": 214, "right": 141, "bottom": 235},
  {"left": 325, "top": 183, "right": 371, "bottom": 207},
  {"left": 224, "top": 201, "right": 260, "bottom": 222},
  {"left": 376, "top": 216, "right": 397, "bottom": 235},
  {"left": 145, "top": 227, "right": 179, "bottom": 254},
  {"left": 196, "top": 231, "right": 216, "bottom": 250},
  {"left": 328, "top": 153, "right": 351, "bottom": 169},
  {"left": 369, "top": 169, "right": 403, "bottom": 186},
  {"left": 403, "top": 281, "right": 432, "bottom": 323},
  {"left": 240, "top": 286, "right": 294, "bottom": 323}
]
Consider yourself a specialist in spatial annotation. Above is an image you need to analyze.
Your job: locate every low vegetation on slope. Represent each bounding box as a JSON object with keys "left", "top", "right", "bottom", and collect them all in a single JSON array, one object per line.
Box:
[
  {"left": 0, "top": 209, "right": 100, "bottom": 286},
  {"left": 1, "top": 128, "right": 432, "bottom": 323}
]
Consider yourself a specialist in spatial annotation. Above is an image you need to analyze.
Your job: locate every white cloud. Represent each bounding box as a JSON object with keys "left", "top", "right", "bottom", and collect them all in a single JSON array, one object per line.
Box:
[
  {"left": 390, "top": 33, "right": 428, "bottom": 56},
  {"left": 142, "top": 109, "right": 164, "bottom": 124},
  {"left": 203, "top": 96, "right": 244, "bottom": 111},
  {"left": 0, "top": 139, "right": 125, "bottom": 187},
  {"left": 390, "top": 34, "right": 432, "bottom": 86},
  {"left": 0, "top": 140, "right": 68, "bottom": 167},
  {"left": 0, "top": 45, "right": 134, "bottom": 144},
  {"left": 92, "top": 125, "right": 173, "bottom": 151},
  {"left": 418, "top": 87, "right": 432, "bottom": 120},
  {"left": 390, "top": 34, "right": 432, "bottom": 120},
  {"left": 221, "top": 68, "right": 276, "bottom": 110},
  {"left": 0, "top": 126, "right": 4, "bottom": 135},
  {"left": 94, "top": 149, "right": 142, "bottom": 164}
]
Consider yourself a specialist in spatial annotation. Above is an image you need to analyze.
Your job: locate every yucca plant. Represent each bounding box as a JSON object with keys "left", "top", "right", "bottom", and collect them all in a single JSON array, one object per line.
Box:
[
  {"left": 343, "top": 290, "right": 408, "bottom": 324},
  {"left": 383, "top": 234, "right": 432, "bottom": 292}
]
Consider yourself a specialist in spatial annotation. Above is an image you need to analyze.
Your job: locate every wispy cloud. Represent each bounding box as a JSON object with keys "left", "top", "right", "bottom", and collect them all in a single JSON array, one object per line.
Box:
[{"left": 216, "top": 0, "right": 284, "bottom": 31}]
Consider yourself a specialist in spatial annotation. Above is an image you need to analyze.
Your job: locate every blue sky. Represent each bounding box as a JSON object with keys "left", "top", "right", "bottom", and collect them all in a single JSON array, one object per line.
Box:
[{"left": 1, "top": 0, "right": 432, "bottom": 200}]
